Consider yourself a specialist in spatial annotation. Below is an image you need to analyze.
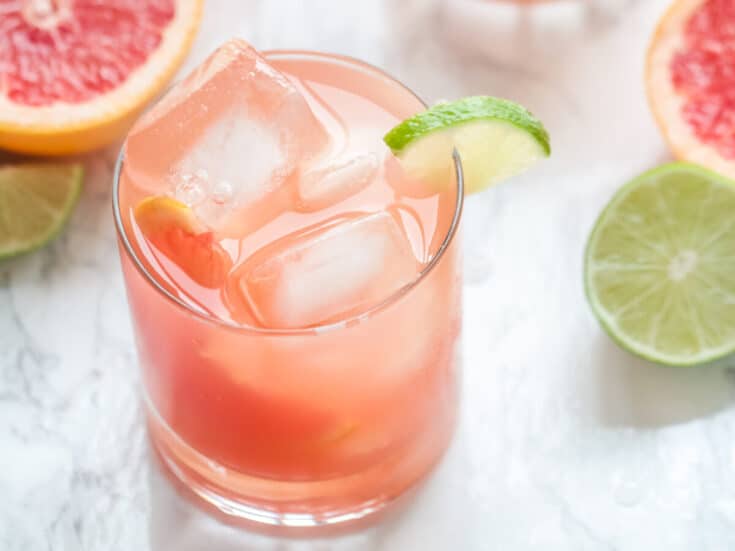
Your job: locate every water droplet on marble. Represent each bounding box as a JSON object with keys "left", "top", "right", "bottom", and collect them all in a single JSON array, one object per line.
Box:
[{"left": 612, "top": 473, "right": 644, "bottom": 508}]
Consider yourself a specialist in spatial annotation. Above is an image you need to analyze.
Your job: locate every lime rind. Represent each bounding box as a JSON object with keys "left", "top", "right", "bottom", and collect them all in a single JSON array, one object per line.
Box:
[
  {"left": 585, "top": 161, "right": 735, "bottom": 367},
  {"left": 384, "top": 96, "right": 550, "bottom": 155},
  {"left": 383, "top": 96, "right": 550, "bottom": 194},
  {"left": 0, "top": 163, "right": 84, "bottom": 259}
]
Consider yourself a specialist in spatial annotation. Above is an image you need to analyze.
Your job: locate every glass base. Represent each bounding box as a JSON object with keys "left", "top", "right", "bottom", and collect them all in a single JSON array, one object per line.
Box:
[{"left": 146, "top": 398, "right": 455, "bottom": 535}]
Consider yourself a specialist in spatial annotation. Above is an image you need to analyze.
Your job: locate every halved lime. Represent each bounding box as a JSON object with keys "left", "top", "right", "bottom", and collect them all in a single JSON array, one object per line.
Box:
[
  {"left": 383, "top": 96, "right": 550, "bottom": 194},
  {"left": 585, "top": 162, "right": 735, "bottom": 366},
  {"left": 0, "top": 163, "right": 83, "bottom": 259}
]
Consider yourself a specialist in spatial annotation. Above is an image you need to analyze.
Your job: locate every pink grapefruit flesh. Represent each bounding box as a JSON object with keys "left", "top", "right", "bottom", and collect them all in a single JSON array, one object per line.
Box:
[
  {"left": 0, "top": 0, "right": 202, "bottom": 155},
  {"left": 647, "top": 0, "right": 735, "bottom": 177}
]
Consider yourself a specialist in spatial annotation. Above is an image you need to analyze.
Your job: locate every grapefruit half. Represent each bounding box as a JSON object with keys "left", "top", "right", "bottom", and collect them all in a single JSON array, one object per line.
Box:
[
  {"left": 647, "top": 0, "right": 735, "bottom": 178},
  {"left": 0, "top": 0, "right": 202, "bottom": 156}
]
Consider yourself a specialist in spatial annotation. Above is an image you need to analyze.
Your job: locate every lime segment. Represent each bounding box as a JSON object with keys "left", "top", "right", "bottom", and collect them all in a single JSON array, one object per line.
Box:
[
  {"left": 384, "top": 96, "right": 550, "bottom": 194},
  {"left": 585, "top": 162, "right": 735, "bottom": 366},
  {"left": 0, "top": 163, "right": 83, "bottom": 259}
]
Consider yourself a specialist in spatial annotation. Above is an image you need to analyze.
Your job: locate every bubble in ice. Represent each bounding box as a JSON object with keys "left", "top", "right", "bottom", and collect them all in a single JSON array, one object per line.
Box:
[
  {"left": 174, "top": 171, "right": 207, "bottom": 206},
  {"left": 211, "top": 180, "right": 234, "bottom": 205}
]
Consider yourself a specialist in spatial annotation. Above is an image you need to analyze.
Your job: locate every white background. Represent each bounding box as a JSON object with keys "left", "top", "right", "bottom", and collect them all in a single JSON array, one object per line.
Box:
[{"left": 3, "top": 0, "right": 735, "bottom": 549}]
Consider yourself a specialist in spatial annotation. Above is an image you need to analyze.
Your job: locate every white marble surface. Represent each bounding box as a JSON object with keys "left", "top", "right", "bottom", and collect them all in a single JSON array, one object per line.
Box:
[{"left": 3, "top": 0, "right": 735, "bottom": 549}]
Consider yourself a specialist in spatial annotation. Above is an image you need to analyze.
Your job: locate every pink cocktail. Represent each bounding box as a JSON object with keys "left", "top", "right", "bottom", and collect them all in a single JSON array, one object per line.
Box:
[{"left": 114, "top": 41, "right": 463, "bottom": 529}]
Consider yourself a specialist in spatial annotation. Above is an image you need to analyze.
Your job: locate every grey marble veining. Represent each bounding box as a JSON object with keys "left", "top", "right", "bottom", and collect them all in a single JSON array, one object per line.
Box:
[{"left": 3, "top": 1, "right": 735, "bottom": 549}]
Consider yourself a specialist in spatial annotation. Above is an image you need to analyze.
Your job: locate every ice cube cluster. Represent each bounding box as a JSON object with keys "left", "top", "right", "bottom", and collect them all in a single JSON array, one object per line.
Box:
[
  {"left": 125, "top": 39, "right": 330, "bottom": 235},
  {"left": 127, "top": 39, "right": 424, "bottom": 328}
]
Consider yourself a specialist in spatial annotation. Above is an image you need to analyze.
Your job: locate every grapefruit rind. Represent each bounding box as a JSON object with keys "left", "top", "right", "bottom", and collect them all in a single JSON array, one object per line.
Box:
[
  {"left": 0, "top": 0, "right": 203, "bottom": 156},
  {"left": 134, "top": 196, "right": 205, "bottom": 236}
]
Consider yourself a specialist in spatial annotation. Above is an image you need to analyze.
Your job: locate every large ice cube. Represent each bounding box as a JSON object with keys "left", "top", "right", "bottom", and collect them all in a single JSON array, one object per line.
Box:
[
  {"left": 296, "top": 153, "right": 379, "bottom": 212},
  {"left": 237, "top": 210, "right": 419, "bottom": 328},
  {"left": 124, "top": 39, "right": 328, "bottom": 235}
]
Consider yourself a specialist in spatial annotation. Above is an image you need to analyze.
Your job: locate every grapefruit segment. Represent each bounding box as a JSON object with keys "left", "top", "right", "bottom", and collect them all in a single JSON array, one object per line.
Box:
[
  {"left": 647, "top": 0, "right": 735, "bottom": 177},
  {"left": 134, "top": 197, "right": 231, "bottom": 289},
  {"left": 0, "top": 0, "right": 202, "bottom": 155}
]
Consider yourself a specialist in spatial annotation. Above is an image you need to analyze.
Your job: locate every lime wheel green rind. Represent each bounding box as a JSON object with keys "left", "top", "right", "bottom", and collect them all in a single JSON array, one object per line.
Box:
[
  {"left": 383, "top": 96, "right": 550, "bottom": 194},
  {"left": 0, "top": 163, "right": 84, "bottom": 259},
  {"left": 384, "top": 96, "right": 550, "bottom": 155},
  {"left": 585, "top": 162, "right": 735, "bottom": 367}
]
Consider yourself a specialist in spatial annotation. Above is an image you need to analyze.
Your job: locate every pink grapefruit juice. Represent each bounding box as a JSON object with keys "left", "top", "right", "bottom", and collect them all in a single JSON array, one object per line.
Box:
[{"left": 115, "top": 42, "right": 462, "bottom": 526}]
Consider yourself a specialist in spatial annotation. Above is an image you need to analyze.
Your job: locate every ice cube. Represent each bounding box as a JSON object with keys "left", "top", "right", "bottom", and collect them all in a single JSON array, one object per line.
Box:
[
  {"left": 124, "top": 39, "right": 328, "bottom": 235},
  {"left": 171, "top": 109, "right": 288, "bottom": 233},
  {"left": 296, "top": 153, "right": 379, "bottom": 212},
  {"left": 237, "top": 210, "right": 419, "bottom": 328}
]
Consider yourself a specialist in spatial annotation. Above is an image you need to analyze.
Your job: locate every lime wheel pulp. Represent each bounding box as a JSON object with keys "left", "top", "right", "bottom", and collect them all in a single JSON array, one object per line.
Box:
[
  {"left": 585, "top": 162, "right": 735, "bottom": 367},
  {"left": 0, "top": 162, "right": 83, "bottom": 259}
]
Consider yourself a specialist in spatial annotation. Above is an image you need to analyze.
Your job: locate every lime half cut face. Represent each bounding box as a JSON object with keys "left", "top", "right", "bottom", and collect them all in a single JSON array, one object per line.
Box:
[
  {"left": 0, "top": 163, "right": 83, "bottom": 259},
  {"left": 585, "top": 162, "right": 735, "bottom": 366}
]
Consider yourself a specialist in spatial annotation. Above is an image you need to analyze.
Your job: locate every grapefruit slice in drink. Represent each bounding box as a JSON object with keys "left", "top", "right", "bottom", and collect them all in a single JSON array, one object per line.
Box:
[
  {"left": 0, "top": 0, "right": 202, "bottom": 156},
  {"left": 134, "top": 196, "right": 232, "bottom": 289},
  {"left": 647, "top": 0, "right": 735, "bottom": 177}
]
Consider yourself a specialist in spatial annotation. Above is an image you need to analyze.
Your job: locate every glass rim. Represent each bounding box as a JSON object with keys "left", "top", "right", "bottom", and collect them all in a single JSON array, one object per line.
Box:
[{"left": 112, "top": 49, "right": 465, "bottom": 337}]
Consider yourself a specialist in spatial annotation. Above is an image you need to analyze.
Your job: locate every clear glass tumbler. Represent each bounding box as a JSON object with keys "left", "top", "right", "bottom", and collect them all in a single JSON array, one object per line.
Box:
[{"left": 114, "top": 51, "right": 464, "bottom": 531}]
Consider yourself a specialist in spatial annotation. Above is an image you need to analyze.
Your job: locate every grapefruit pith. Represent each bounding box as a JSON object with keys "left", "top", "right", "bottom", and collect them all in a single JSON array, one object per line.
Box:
[
  {"left": 0, "top": 0, "right": 202, "bottom": 156},
  {"left": 647, "top": 0, "right": 735, "bottom": 178}
]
